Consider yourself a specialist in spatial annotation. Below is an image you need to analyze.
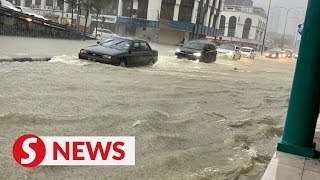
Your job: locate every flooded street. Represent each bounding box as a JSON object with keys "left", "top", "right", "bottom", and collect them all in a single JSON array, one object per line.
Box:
[{"left": 0, "top": 38, "right": 296, "bottom": 179}]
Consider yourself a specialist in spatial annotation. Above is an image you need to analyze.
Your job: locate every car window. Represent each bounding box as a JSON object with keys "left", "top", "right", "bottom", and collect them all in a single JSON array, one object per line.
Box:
[
  {"left": 132, "top": 42, "right": 141, "bottom": 51},
  {"left": 140, "top": 42, "right": 151, "bottom": 51},
  {"left": 2, "top": 0, "right": 15, "bottom": 8},
  {"left": 101, "top": 39, "right": 118, "bottom": 47},
  {"left": 183, "top": 41, "right": 205, "bottom": 50},
  {"left": 22, "top": 7, "right": 34, "bottom": 13},
  {"left": 219, "top": 44, "right": 235, "bottom": 51},
  {"left": 111, "top": 41, "right": 132, "bottom": 51},
  {"left": 100, "top": 38, "right": 132, "bottom": 51},
  {"left": 241, "top": 48, "right": 251, "bottom": 52},
  {"left": 204, "top": 45, "right": 213, "bottom": 50}
]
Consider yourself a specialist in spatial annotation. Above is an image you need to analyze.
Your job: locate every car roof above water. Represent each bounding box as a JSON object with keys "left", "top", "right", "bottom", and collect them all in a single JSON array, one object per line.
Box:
[
  {"left": 104, "top": 36, "right": 147, "bottom": 42},
  {"left": 187, "top": 40, "right": 216, "bottom": 45}
]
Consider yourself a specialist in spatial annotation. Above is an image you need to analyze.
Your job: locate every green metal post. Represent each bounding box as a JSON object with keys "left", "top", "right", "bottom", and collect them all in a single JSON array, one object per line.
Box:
[{"left": 277, "top": 0, "right": 320, "bottom": 158}]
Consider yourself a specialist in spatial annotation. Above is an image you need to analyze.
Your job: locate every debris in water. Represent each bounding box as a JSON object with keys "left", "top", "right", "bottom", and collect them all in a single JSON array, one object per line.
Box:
[{"left": 133, "top": 120, "right": 142, "bottom": 127}]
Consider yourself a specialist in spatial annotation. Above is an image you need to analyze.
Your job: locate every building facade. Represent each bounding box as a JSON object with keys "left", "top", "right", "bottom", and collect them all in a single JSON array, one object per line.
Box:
[
  {"left": 218, "top": 5, "right": 267, "bottom": 49},
  {"left": 8, "top": 0, "right": 226, "bottom": 45},
  {"left": 115, "top": 0, "right": 225, "bottom": 45},
  {"left": 224, "top": 0, "right": 253, "bottom": 6}
]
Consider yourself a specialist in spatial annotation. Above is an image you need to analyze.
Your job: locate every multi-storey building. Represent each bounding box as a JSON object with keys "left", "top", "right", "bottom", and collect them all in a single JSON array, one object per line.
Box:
[
  {"left": 9, "top": 0, "right": 225, "bottom": 45},
  {"left": 218, "top": 5, "right": 267, "bottom": 49}
]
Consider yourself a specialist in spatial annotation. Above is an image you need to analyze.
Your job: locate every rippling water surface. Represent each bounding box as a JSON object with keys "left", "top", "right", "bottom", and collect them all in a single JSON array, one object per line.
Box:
[{"left": 0, "top": 41, "right": 296, "bottom": 179}]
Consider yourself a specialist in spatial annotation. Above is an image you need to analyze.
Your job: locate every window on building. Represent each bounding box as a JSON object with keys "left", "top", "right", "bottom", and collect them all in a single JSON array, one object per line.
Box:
[
  {"left": 160, "top": 0, "right": 176, "bottom": 20},
  {"left": 122, "top": 0, "right": 133, "bottom": 17},
  {"left": 217, "top": 15, "right": 226, "bottom": 36},
  {"left": 25, "top": 0, "right": 32, "bottom": 7},
  {"left": 178, "top": 0, "right": 194, "bottom": 22},
  {"left": 102, "top": 0, "right": 118, "bottom": 16},
  {"left": 242, "top": 18, "right": 252, "bottom": 39},
  {"left": 35, "top": 0, "right": 41, "bottom": 5},
  {"left": 137, "top": 0, "right": 148, "bottom": 19},
  {"left": 227, "top": 16, "right": 237, "bottom": 37},
  {"left": 14, "top": 0, "right": 20, "bottom": 5},
  {"left": 46, "top": 0, "right": 53, "bottom": 6},
  {"left": 208, "top": 1, "right": 215, "bottom": 28}
]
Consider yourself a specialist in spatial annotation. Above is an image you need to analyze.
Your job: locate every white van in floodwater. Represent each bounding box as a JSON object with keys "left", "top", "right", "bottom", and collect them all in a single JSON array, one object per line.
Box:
[{"left": 92, "top": 28, "right": 118, "bottom": 40}]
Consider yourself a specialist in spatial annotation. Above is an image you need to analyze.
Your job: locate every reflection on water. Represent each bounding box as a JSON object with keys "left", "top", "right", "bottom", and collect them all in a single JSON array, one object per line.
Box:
[{"left": 0, "top": 52, "right": 295, "bottom": 179}]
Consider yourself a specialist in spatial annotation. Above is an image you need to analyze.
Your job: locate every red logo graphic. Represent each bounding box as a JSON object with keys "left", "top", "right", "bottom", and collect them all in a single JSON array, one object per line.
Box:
[{"left": 12, "top": 134, "right": 46, "bottom": 168}]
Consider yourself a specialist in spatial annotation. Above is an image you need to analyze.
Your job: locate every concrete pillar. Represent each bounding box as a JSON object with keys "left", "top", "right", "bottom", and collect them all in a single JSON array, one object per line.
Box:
[
  {"left": 224, "top": 15, "right": 229, "bottom": 37},
  {"left": 191, "top": 0, "right": 199, "bottom": 24},
  {"left": 20, "top": 0, "right": 26, "bottom": 7},
  {"left": 64, "top": 2, "right": 69, "bottom": 13},
  {"left": 41, "top": 0, "right": 46, "bottom": 9},
  {"left": 209, "top": 14, "right": 214, "bottom": 28},
  {"left": 277, "top": 0, "right": 320, "bottom": 158},
  {"left": 173, "top": 0, "right": 181, "bottom": 21},
  {"left": 204, "top": 7, "right": 211, "bottom": 26},
  {"left": 54, "top": 0, "right": 57, "bottom": 10},
  {"left": 118, "top": 0, "right": 122, "bottom": 17}
]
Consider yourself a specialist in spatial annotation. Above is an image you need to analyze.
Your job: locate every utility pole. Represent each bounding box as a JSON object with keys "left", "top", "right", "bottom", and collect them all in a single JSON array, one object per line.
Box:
[
  {"left": 196, "top": 0, "right": 204, "bottom": 39},
  {"left": 279, "top": 8, "right": 303, "bottom": 50},
  {"left": 281, "top": 10, "right": 289, "bottom": 50},
  {"left": 261, "top": 0, "right": 271, "bottom": 55},
  {"left": 76, "top": 0, "right": 80, "bottom": 32}
]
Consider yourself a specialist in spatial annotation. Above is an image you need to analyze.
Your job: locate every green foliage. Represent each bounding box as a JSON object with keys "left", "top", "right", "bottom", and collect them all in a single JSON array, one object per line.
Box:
[{"left": 57, "top": 0, "right": 110, "bottom": 12}]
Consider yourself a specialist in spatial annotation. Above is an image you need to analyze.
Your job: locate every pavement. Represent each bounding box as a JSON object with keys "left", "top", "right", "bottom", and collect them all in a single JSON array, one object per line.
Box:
[
  {"left": 261, "top": 120, "right": 320, "bottom": 180},
  {"left": 0, "top": 36, "right": 98, "bottom": 61}
]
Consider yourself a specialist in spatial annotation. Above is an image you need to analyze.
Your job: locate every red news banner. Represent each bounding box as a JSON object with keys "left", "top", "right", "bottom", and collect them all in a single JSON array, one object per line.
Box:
[{"left": 13, "top": 134, "right": 135, "bottom": 167}]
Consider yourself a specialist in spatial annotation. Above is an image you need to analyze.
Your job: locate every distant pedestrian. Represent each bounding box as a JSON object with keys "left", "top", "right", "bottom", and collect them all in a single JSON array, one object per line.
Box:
[
  {"left": 298, "top": 24, "right": 303, "bottom": 35},
  {"left": 180, "top": 36, "right": 185, "bottom": 46}
]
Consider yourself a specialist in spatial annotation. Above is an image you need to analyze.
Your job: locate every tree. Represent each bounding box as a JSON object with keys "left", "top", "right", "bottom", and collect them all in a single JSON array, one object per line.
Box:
[{"left": 80, "top": 0, "right": 110, "bottom": 39}]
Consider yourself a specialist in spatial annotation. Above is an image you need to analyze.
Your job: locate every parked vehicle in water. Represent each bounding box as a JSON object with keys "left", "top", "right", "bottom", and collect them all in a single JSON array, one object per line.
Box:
[
  {"left": 175, "top": 40, "right": 217, "bottom": 63},
  {"left": 284, "top": 50, "right": 293, "bottom": 58},
  {"left": 280, "top": 51, "right": 287, "bottom": 58},
  {"left": 265, "top": 51, "right": 281, "bottom": 59},
  {"left": 241, "top": 47, "right": 256, "bottom": 59},
  {"left": 0, "top": 0, "right": 21, "bottom": 12},
  {"left": 217, "top": 44, "right": 241, "bottom": 60},
  {"left": 293, "top": 51, "right": 299, "bottom": 59},
  {"left": 92, "top": 28, "right": 118, "bottom": 40},
  {"left": 15, "top": 6, "right": 48, "bottom": 20},
  {"left": 79, "top": 37, "right": 158, "bottom": 67},
  {"left": 210, "top": 41, "right": 220, "bottom": 48}
]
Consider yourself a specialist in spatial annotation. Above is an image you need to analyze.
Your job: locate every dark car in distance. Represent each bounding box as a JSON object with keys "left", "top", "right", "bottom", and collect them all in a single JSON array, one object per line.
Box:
[
  {"left": 79, "top": 37, "right": 158, "bottom": 67},
  {"left": 265, "top": 51, "right": 281, "bottom": 59},
  {"left": 175, "top": 40, "right": 217, "bottom": 63}
]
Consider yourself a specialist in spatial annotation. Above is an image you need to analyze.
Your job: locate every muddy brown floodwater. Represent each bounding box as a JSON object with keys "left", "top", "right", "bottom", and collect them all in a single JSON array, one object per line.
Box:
[{"left": 0, "top": 38, "right": 296, "bottom": 179}]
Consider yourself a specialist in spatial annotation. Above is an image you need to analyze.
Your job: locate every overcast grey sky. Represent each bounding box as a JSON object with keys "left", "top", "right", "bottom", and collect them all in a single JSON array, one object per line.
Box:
[
  {"left": 253, "top": 0, "right": 308, "bottom": 35},
  {"left": 253, "top": 0, "right": 308, "bottom": 10}
]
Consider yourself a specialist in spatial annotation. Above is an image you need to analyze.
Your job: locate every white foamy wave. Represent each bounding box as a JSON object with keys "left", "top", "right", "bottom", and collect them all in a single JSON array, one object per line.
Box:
[{"left": 49, "top": 55, "right": 92, "bottom": 66}]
